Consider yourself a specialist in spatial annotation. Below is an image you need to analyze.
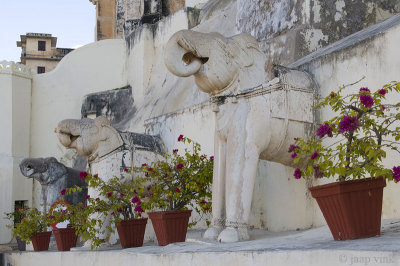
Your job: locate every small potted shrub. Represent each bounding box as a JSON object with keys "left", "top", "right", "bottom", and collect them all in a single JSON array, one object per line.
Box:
[
  {"left": 81, "top": 173, "right": 147, "bottom": 249},
  {"left": 5, "top": 206, "right": 29, "bottom": 251},
  {"left": 291, "top": 82, "right": 400, "bottom": 240},
  {"left": 12, "top": 208, "right": 51, "bottom": 251},
  {"left": 47, "top": 199, "right": 86, "bottom": 251},
  {"left": 135, "top": 135, "right": 213, "bottom": 246}
]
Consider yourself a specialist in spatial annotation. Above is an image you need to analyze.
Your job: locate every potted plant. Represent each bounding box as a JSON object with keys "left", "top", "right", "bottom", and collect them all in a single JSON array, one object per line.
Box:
[
  {"left": 11, "top": 208, "right": 51, "bottom": 251},
  {"left": 291, "top": 82, "right": 400, "bottom": 240},
  {"left": 135, "top": 135, "right": 213, "bottom": 246},
  {"left": 47, "top": 200, "right": 85, "bottom": 251},
  {"left": 4, "top": 206, "right": 29, "bottom": 251},
  {"left": 80, "top": 173, "right": 147, "bottom": 249}
]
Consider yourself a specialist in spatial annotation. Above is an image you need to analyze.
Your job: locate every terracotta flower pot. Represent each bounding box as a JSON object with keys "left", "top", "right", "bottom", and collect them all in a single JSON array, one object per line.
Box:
[
  {"left": 30, "top": 231, "right": 52, "bottom": 251},
  {"left": 16, "top": 235, "right": 26, "bottom": 251},
  {"left": 309, "top": 177, "right": 386, "bottom": 240},
  {"left": 148, "top": 210, "right": 192, "bottom": 246},
  {"left": 53, "top": 227, "right": 78, "bottom": 251},
  {"left": 116, "top": 218, "right": 148, "bottom": 248}
]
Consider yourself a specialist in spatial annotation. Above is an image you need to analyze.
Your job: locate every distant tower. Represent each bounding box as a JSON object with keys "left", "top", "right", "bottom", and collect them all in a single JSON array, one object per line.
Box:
[{"left": 17, "top": 33, "right": 74, "bottom": 74}]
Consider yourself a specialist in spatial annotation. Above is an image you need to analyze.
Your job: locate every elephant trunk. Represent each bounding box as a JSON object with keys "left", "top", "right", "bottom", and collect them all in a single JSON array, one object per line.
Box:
[
  {"left": 55, "top": 119, "right": 81, "bottom": 148},
  {"left": 164, "top": 30, "right": 217, "bottom": 77}
]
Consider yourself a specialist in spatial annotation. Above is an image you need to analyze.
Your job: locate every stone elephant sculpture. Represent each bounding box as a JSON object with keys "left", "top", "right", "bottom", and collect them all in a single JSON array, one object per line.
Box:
[
  {"left": 165, "top": 30, "right": 315, "bottom": 242},
  {"left": 19, "top": 157, "right": 87, "bottom": 211}
]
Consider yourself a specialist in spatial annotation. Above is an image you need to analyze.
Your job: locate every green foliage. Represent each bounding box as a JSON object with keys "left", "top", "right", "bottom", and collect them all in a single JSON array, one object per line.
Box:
[
  {"left": 134, "top": 135, "right": 213, "bottom": 227},
  {"left": 292, "top": 82, "right": 400, "bottom": 182},
  {"left": 11, "top": 208, "right": 50, "bottom": 243},
  {"left": 4, "top": 206, "right": 29, "bottom": 229}
]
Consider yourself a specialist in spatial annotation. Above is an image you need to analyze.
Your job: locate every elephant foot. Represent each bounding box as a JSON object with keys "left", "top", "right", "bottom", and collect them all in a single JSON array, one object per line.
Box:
[
  {"left": 217, "top": 227, "right": 249, "bottom": 243},
  {"left": 203, "top": 226, "right": 224, "bottom": 240}
]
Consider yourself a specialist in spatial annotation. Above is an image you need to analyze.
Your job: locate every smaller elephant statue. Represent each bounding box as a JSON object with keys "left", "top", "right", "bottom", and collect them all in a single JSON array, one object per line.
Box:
[{"left": 19, "top": 157, "right": 87, "bottom": 211}]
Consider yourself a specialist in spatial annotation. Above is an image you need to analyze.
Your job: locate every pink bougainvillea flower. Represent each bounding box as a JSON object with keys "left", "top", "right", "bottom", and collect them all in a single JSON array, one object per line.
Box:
[
  {"left": 131, "top": 196, "right": 140, "bottom": 204},
  {"left": 330, "top": 92, "right": 335, "bottom": 98},
  {"left": 168, "top": 168, "right": 172, "bottom": 172},
  {"left": 378, "top": 89, "right": 387, "bottom": 95},
  {"left": 392, "top": 166, "right": 400, "bottom": 182},
  {"left": 196, "top": 182, "right": 203, "bottom": 188},
  {"left": 210, "top": 156, "right": 214, "bottom": 161},
  {"left": 339, "top": 115, "right": 359, "bottom": 133},
  {"left": 310, "top": 152, "right": 319, "bottom": 160},
  {"left": 176, "top": 163, "right": 184, "bottom": 169},
  {"left": 134, "top": 205, "right": 144, "bottom": 213},
  {"left": 124, "top": 168, "right": 128, "bottom": 172},
  {"left": 381, "top": 105, "right": 386, "bottom": 110},
  {"left": 142, "top": 163, "right": 147, "bottom": 167},
  {"left": 79, "top": 171, "right": 88, "bottom": 180},
  {"left": 111, "top": 211, "right": 115, "bottom": 215},
  {"left": 85, "top": 195, "right": 90, "bottom": 199},
  {"left": 107, "top": 192, "right": 112, "bottom": 198},
  {"left": 200, "top": 200, "right": 207, "bottom": 204},
  {"left": 147, "top": 185, "right": 152, "bottom": 191},
  {"left": 93, "top": 174, "right": 98, "bottom": 178},
  {"left": 359, "top": 87, "right": 370, "bottom": 93},
  {"left": 147, "top": 167, "right": 153, "bottom": 171},
  {"left": 119, "top": 193, "right": 124, "bottom": 198},
  {"left": 173, "top": 149, "right": 178, "bottom": 153},
  {"left": 178, "top": 134, "right": 184, "bottom": 142},
  {"left": 175, "top": 188, "right": 181, "bottom": 193},
  {"left": 145, "top": 172, "right": 149, "bottom": 177},
  {"left": 293, "top": 168, "right": 302, "bottom": 179},
  {"left": 288, "top": 144, "right": 299, "bottom": 153},
  {"left": 117, "top": 209, "right": 123, "bottom": 213},
  {"left": 316, "top": 123, "right": 333, "bottom": 138},
  {"left": 360, "top": 94, "right": 374, "bottom": 108},
  {"left": 291, "top": 152, "right": 297, "bottom": 159},
  {"left": 149, "top": 193, "right": 153, "bottom": 198},
  {"left": 60, "top": 189, "right": 66, "bottom": 196},
  {"left": 95, "top": 197, "right": 100, "bottom": 201}
]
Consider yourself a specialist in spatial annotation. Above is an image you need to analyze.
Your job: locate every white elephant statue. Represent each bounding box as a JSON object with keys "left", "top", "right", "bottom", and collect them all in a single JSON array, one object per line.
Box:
[{"left": 165, "top": 30, "right": 315, "bottom": 242}]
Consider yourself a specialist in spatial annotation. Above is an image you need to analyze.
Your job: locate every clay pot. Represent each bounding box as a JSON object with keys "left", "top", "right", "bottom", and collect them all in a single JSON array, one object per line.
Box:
[
  {"left": 30, "top": 231, "right": 52, "bottom": 251},
  {"left": 116, "top": 218, "right": 148, "bottom": 248},
  {"left": 148, "top": 210, "right": 192, "bottom": 246},
  {"left": 16, "top": 235, "right": 26, "bottom": 251},
  {"left": 309, "top": 177, "right": 386, "bottom": 240},
  {"left": 53, "top": 227, "right": 78, "bottom": 251}
]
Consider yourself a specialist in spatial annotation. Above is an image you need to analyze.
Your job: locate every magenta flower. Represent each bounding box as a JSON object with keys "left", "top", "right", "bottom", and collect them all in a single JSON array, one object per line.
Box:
[
  {"left": 378, "top": 89, "right": 387, "bottom": 95},
  {"left": 147, "top": 185, "right": 152, "bottom": 191},
  {"left": 173, "top": 149, "right": 178, "bottom": 153},
  {"left": 79, "top": 171, "right": 88, "bottom": 180},
  {"left": 339, "top": 115, "right": 359, "bottom": 133},
  {"left": 60, "top": 189, "right": 66, "bottom": 196},
  {"left": 178, "top": 134, "right": 184, "bottom": 142},
  {"left": 175, "top": 188, "right": 181, "bottom": 193},
  {"left": 314, "top": 165, "right": 323, "bottom": 178},
  {"left": 316, "top": 123, "right": 333, "bottom": 138},
  {"left": 131, "top": 196, "right": 140, "bottom": 204},
  {"left": 200, "top": 200, "right": 207, "bottom": 204},
  {"left": 147, "top": 167, "right": 153, "bottom": 171},
  {"left": 134, "top": 205, "right": 144, "bottom": 213},
  {"left": 359, "top": 87, "right": 370, "bottom": 93},
  {"left": 291, "top": 152, "right": 297, "bottom": 159},
  {"left": 124, "top": 168, "right": 128, "bottom": 172},
  {"left": 85, "top": 195, "right": 90, "bottom": 199},
  {"left": 119, "top": 193, "right": 124, "bottom": 198},
  {"left": 117, "top": 209, "right": 123, "bottom": 213},
  {"left": 210, "top": 156, "right": 214, "bottom": 161},
  {"left": 293, "top": 168, "right": 302, "bottom": 179},
  {"left": 95, "top": 197, "right": 100, "bottom": 201},
  {"left": 142, "top": 163, "right": 147, "bottom": 167},
  {"left": 145, "top": 172, "right": 149, "bottom": 177},
  {"left": 392, "top": 166, "right": 400, "bottom": 182},
  {"left": 93, "top": 174, "right": 98, "bottom": 178},
  {"left": 310, "top": 152, "right": 319, "bottom": 160},
  {"left": 111, "top": 211, "right": 115, "bottom": 215},
  {"left": 288, "top": 144, "right": 299, "bottom": 153},
  {"left": 330, "top": 92, "right": 335, "bottom": 98},
  {"left": 176, "top": 163, "right": 184, "bottom": 169},
  {"left": 107, "top": 192, "right": 112, "bottom": 198},
  {"left": 360, "top": 94, "right": 374, "bottom": 108},
  {"left": 381, "top": 105, "right": 386, "bottom": 110}
]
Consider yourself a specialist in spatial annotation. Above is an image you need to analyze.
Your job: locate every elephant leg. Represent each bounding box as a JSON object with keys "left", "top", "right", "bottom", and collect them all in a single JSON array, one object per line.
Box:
[
  {"left": 204, "top": 134, "right": 226, "bottom": 239},
  {"left": 218, "top": 99, "right": 270, "bottom": 243}
]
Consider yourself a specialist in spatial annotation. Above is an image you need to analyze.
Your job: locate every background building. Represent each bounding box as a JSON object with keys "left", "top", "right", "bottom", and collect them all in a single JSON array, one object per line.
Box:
[{"left": 17, "top": 33, "right": 73, "bottom": 74}]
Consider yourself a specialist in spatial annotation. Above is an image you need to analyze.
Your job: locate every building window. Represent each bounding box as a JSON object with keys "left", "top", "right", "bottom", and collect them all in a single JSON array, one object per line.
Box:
[
  {"left": 37, "top": 66, "right": 45, "bottom": 74},
  {"left": 38, "top": 41, "right": 46, "bottom": 51}
]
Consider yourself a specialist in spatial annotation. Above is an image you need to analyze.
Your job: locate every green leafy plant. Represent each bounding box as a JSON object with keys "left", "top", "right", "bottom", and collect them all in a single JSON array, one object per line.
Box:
[
  {"left": 11, "top": 208, "right": 50, "bottom": 243},
  {"left": 65, "top": 172, "right": 144, "bottom": 249},
  {"left": 135, "top": 135, "right": 213, "bottom": 226},
  {"left": 4, "top": 206, "right": 29, "bottom": 229},
  {"left": 291, "top": 81, "right": 400, "bottom": 182}
]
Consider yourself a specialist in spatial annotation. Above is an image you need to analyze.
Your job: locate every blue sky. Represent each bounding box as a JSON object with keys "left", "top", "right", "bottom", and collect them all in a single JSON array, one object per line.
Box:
[{"left": 0, "top": 0, "right": 96, "bottom": 62}]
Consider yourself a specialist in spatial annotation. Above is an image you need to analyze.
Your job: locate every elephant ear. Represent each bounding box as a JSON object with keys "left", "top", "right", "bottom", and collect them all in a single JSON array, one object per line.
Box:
[
  {"left": 45, "top": 158, "right": 67, "bottom": 184},
  {"left": 230, "top": 34, "right": 262, "bottom": 67}
]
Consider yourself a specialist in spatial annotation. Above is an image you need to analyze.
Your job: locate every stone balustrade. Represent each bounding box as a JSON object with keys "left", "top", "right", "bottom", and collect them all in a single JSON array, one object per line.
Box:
[{"left": 0, "top": 60, "right": 33, "bottom": 78}]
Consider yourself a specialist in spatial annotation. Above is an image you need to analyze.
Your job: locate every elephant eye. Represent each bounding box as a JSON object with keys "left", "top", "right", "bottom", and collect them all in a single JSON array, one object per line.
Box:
[{"left": 26, "top": 165, "right": 32, "bottom": 170}]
